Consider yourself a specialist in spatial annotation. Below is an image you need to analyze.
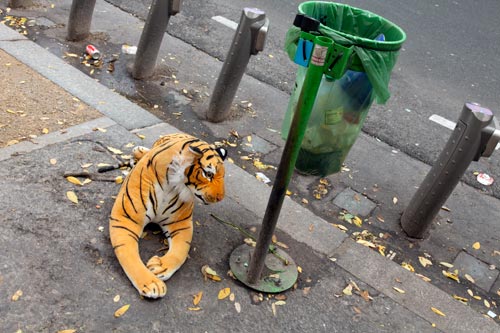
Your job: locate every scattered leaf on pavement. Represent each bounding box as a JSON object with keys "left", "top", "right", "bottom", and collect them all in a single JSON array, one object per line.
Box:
[
  {"left": 393, "top": 287, "right": 405, "bottom": 294},
  {"left": 193, "top": 291, "right": 203, "bottom": 306},
  {"left": 66, "top": 176, "right": 83, "bottom": 186},
  {"left": 442, "top": 270, "right": 460, "bottom": 282},
  {"left": 66, "top": 191, "right": 78, "bottom": 204},
  {"left": 439, "top": 262, "right": 454, "bottom": 268},
  {"left": 107, "top": 146, "right": 123, "bottom": 155},
  {"left": 57, "top": 330, "right": 77, "bottom": 333},
  {"left": 401, "top": 262, "right": 415, "bottom": 272},
  {"left": 201, "top": 265, "right": 222, "bottom": 282},
  {"left": 393, "top": 197, "right": 398, "bottom": 204},
  {"left": 431, "top": 307, "right": 446, "bottom": 317},
  {"left": 472, "top": 242, "right": 480, "bottom": 250},
  {"left": 114, "top": 304, "right": 130, "bottom": 318},
  {"left": 11, "top": 289, "right": 22, "bottom": 301},
  {"left": 188, "top": 307, "right": 201, "bottom": 311},
  {"left": 234, "top": 302, "right": 241, "bottom": 313},
  {"left": 218, "top": 288, "right": 230, "bottom": 300},
  {"left": 453, "top": 295, "right": 468, "bottom": 304},
  {"left": 115, "top": 176, "right": 124, "bottom": 184},
  {"left": 418, "top": 256, "right": 433, "bottom": 268},
  {"left": 342, "top": 284, "right": 353, "bottom": 296},
  {"left": 50, "top": 158, "right": 57, "bottom": 165},
  {"left": 113, "top": 295, "right": 120, "bottom": 303},
  {"left": 464, "top": 274, "right": 475, "bottom": 283}
]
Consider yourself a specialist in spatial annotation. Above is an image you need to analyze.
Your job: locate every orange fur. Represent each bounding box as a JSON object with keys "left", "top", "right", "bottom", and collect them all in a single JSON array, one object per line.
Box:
[{"left": 109, "top": 133, "right": 226, "bottom": 298}]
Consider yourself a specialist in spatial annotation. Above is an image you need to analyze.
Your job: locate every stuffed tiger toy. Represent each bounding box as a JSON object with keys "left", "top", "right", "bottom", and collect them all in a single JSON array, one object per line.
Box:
[{"left": 109, "top": 133, "right": 227, "bottom": 298}]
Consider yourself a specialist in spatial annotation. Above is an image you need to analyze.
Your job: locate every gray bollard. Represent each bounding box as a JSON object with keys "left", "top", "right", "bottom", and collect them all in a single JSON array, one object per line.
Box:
[
  {"left": 206, "top": 8, "right": 269, "bottom": 123},
  {"left": 9, "top": 0, "right": 33, "bottom": 8},
  {"left": 132, "top": 0, "right": 181, "bottom": 80},
  {"left": 67, "top": 0, "right": 97, "bottom": 41},
  {"left": 401, "top": 103, "right": 500, "bottom": 238}
]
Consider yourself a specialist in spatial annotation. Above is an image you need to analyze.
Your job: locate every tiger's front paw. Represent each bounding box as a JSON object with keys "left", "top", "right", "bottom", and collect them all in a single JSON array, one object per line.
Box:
[
  {"left": 147, "top": 255, "right": 172, "bottom": 281},
  {"left": 137, "top": 275, "right": 167, "bottom": 299}
]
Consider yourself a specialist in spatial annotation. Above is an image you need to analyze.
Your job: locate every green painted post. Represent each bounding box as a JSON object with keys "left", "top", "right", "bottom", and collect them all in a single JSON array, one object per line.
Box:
[{"left": 246, "top": 35, "right": 333, "bottom": 285}]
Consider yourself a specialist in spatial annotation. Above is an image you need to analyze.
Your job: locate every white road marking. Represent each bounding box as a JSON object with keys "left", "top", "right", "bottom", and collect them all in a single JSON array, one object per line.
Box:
[
  {"left": 211, "top": 15, "right": 238, "bottom": 30},
  {"left": 429, "top": 114, "right": 456, "bottom": 130},
  {"left": 430, "top": 114, "right": 500, "bottom": 150}
]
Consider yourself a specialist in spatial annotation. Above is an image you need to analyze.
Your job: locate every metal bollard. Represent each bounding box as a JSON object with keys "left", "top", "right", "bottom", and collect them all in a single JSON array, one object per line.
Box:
[
  {"left": 132, "top": 0, "right": 181, "bottom": 79},
  {"left": 401, "top": 103, "right": 500, "bottom": 238},
  {"left": 67, "top": 0, "right": 97, "bottom": 41},
  {"left": 206, "top": 8, "right": 269, "bottom": 123},
  {"left": 9, "top": 0, "right": 33, "bottom": 8}
]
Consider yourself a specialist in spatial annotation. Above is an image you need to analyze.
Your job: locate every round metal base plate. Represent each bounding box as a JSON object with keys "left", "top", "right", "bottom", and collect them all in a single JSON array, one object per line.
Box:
[{"left": 229, "top": 243, "right": 298, "bottom": 293}]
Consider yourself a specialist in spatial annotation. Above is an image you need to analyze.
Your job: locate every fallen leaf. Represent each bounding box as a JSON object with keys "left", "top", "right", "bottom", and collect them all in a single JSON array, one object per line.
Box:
[
  {"left": 234, "top": 302, "right": 241, "bottom": 313},
  {"left": 342, "top": 284, "right": 353, "bottom": 296},
  {"left": 352, "top": 306, "right": 362, "bottom": 314},
  {"left": 376, "top": 214, "right": 385, "bottom": 223},
  {"left": 115, "top": 176, "right": 124, "bottom": 184},
  {"left": 201, "top": 265, "right": 222, "bottom": 282},
  {"left": 439, "top": 262, "right": 454, "bottom": 268},
  {"left": 42, "top": 128, "right": 49, "bottom": 134},
  {"left": 302, "top": 198, "right": 309, "bottom": 204},
  {"left": 467, "top": 289, "right": 474, "bottom": 297},
  {"left": 484, "top": 299, "right": 490, "bottom": 308},
  {"left": 431, "top": 307, "right": 446, "bottom": 317},
  {"left": 136, "top": 134, "right": 146, "bottom": 140},
  {"left": 274, "top": 300, "right": 286, "bottom": 306},
  {"left": 66, "top": 176, "right": 83, "bottom": 186},
  {"left": 415, "top": 273, "right": 432, "bottom": 282},
  {"left": 332, "top": 223, "right": 348, "bottom": 232},
  {"left": 393, "top": 197, "right": 398, "bottom": 204},
  {"left": 57, "top": 330, "right": 77, "bottom": 333},
  {"left": 442, "top": 270, "right": 460, "bottom": 283},
  {"left": 453, "top": 295, "right": 468, "bottom": 304},
  {"left": 49, "top": 158, "right": 57, "bottom": 165},
  {"left": 418, "top": 256, "right": 433, "bottom": 268},
  {"left": 114, "top": 304, "right": 130, "bottom": 318},
  {"left": 229, "top": 293, "right": 235, "bottom": 302},
  {"left": 81, "top": 163, "right": 93, "bottom": 168},
  {"left": 11, "top": 289, "right": 22, "bottom": 301},
  {"left": 393, "top": 287, "right": 405, "bottom": 294},
  {"left": 352, "top": 216, "right": 363, "bottom": 227},
  {"left": 113, "top": 295, "right": 120, "bottom": 302},
  {"left": 218, "top": 288, "right": 230, "bottom": 300},
  {"left": 401, "top": 262, "right": 415, "bottom": 272},
  {"left": 188, "top": 307, "right": 201, "bottom": 311},
  {"left": 66, "top": 191, "right": 78, "bottom": 204},
  {"left": 297, "top": 266, "right": 303, "bottom": 274},
  {"left": 193, "top": 291, "right": 203, "bottom": 306},
  {"left": 472, "top": 242, "right": 480, "bottom": 250},
  {"left": 356, "top": 239, "right": 377, "bottom": 248},
  {"left": 464, "top": 274, "right": 475, "bottom": 283},
  {"left": 360, "top": 290, "right": 372, "bottom": 302},
  {"left": 107, "top": 146, "right": 123, "bottom": 155}
]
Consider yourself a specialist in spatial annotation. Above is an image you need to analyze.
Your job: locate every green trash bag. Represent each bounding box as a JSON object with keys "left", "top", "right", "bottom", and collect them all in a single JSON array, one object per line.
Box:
[{"left": 282, "top": 1, "right": 406, "bottom": 176}]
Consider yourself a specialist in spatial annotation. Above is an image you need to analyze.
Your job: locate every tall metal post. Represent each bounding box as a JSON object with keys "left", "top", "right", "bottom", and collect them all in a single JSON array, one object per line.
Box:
[
  {"left": 9, "top": 0, "right": 33, "bottom": 8},
  {"left": 132, "top": 0, "right": 181, "bottom": 79},
  {"left": 401, "top": 103, "right": 498, "bottom": 238},
  {"left": 67, "top": 0, "right": 97, "bottom": 41},
  {"left": 206, "top": 8, "right": 269, "bottom": 123},
  {"left": 228, "top": 36, "right": 333, "bottom": 292}
]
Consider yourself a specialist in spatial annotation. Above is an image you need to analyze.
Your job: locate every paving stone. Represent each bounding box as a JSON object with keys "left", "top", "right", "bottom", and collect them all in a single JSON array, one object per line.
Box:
[
  {"left": 491, "top": 276, "right": 500, "bottom": 295},
  {"left": 452, "top": 251, "right": 500, "bottom": 292},
  {"left": 332, "top": 187, "right": 377, "bottom": 217},
  {"left": 241, "top": 134, "right": 277, "bottom": 154}
]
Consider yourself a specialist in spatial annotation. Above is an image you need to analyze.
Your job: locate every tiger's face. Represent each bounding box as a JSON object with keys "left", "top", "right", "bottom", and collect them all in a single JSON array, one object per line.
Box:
[{"left": 185, "top": 145, "right": 227, "bottom": 204}]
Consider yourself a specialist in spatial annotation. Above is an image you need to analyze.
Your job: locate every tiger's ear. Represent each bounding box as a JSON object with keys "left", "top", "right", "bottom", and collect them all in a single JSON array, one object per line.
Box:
[
  {"left": 215, "top": 147, "right": 227, "bottom": 161},
  {"left": 188, "top": 145, "right": 203, "bottom": 157}
]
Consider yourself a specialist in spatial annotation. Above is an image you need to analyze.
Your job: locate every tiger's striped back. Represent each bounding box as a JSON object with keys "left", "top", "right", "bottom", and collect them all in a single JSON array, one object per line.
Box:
[{"left": 109, "top": 133, "right": 226, "bottom": 298}]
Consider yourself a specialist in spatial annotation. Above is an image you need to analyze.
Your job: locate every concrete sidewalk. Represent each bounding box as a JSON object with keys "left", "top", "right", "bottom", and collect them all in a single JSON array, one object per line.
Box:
[{"left": 0, "top": 2, "right": 499, "bottom": 332}]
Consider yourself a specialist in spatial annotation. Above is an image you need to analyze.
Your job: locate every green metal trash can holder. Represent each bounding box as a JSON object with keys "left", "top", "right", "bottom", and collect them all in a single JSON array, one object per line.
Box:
[{"left": 282, "top": 1, "right": 406, "bottom": 176}]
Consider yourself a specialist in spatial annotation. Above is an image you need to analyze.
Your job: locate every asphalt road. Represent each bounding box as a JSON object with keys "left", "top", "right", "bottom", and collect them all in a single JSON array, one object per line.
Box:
[{"left": 105, "top": 0, "right": 500, "bottom": 196}]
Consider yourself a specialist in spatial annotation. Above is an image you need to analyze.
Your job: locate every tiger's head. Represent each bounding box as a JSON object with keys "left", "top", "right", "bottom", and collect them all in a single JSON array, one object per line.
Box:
[{"left": 182, "top": 143, "right": 227, "bottom": 204}]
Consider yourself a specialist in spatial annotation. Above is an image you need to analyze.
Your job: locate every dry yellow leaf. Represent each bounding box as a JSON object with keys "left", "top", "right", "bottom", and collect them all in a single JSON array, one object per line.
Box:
[
  {"left": 66, "top": 176, "right": 83, "bottom": 186},
  {"left": 115, "top": 176, "right": 124, "bottom": 184},
  {"left": 114, "top": 304, "right": 130, "bottom": 318},
  {"left": 352, "top": 216, "right": 363, "bottom": 227},
  {"left": 229, "top": 293, "right": 235, "bottom": 302},
  {"left": 82, "top": 178, "right": 92, "bottom": 185},
  {"left": 453, "top": 295, "right": 468, "bottom": 304},
  {"left": 81, "top": 163, "right": 93, "bottom": 168},
  {"left": 342, "top": 284, "right": 353, "bottom": 296},
  {"left": 66, "top": 191, "right": 78, "bottom": 204},
  {"left": 107, "top": 146, "right": 123, "bottom": 155},
  {"left": 431, "top": 307, "right": 446, "bottom": 316},
  {"left": 234, "top": 302, "right": 241, "bottom": 313},
  {"left": 418, "top": 256, "right": 433, "bottom": 268},
  {"left": 42, "top": 128, "right": 49, "bottom": 134},
  {"left": 356, "top": 239, "right": 376, "bottom": 248},
  {"left": 57, "top": 330, "right": 77, "bottom": 333},
  {"left": 393, "top": 287, "right": 405, "bottom": 294},
  {"left": 472, "top": 242, "right": 480, "bottom": 250},
  {"left": 467, "top": 289, "right": 474, "bottom": 297},
  {"left": 188, "top": 307, "right": 201, "bottom": 311},
  {"left": 218, "top": 288, "right": 231, "bottom": 300},
  {"left": 297, "top": 266, "right": 303, "bottom": 273},
  {"left": 442, "top": 270, "right": 460, "bottom": 282},
  {"left": 464, "top": 274, "right": 475, "bottom": 283},
  {"left": 201, "top": 265, "right": 222, "bottom": 282},
  {"left": 11, "top": 289, "right": 22, "bottom": 301},
  {"left": 193, "top": 291, "right": 203, "bottom": 306},
  {"left": 113, "top": 295, "right": 120, "bottom": 303},
  {"left": 49, "top": 158, "right": 57, "bottom": 165},
  {"left": 484, "top": 299, "right": 490, "bottom": 308},
  {"left": 274, "top": 300, "right": 286, "bottom": 306},
  {"left": 401, "top": 262, "right": 415, "bottom": 272},
  {"left": 439, "top": 262, "right": 454, "bottom": 268}
]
